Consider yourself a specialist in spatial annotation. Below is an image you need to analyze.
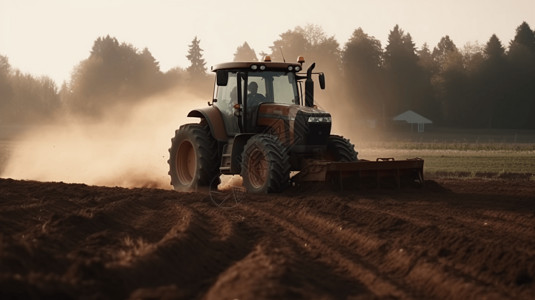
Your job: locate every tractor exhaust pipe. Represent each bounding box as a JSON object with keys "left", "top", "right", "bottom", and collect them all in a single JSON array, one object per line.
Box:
[{"left": 305, "top": 63, "right": 315, "bottom": 107}]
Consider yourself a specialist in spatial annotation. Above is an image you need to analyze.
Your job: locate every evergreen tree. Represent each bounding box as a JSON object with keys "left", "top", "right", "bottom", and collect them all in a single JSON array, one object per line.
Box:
[
  {"left": 477, "top": 34, "right": 507, "bottom": 128},
  {"left": 485, "top": 34, "right": 506, "bottom": 59},
  {"left": 383, "top": 25, "right": 421, "bottom": 117},
  {"left": 432, "top": 36, "right": 466, "bottom": 126},
  {"left": 341, "top": 28, "right": 383, "bottom": 121},
  {"left": 510, "top": 21, "right": 535, "bottom": 53},
  {"left": 186, "top": 36, "right": 207, "bottom": 78},
  {"left": 505, "top": 22, "right": 535, "bottom": 128},
  {"left": 234, "top": 42, "right": 258, "bottom": 61}
]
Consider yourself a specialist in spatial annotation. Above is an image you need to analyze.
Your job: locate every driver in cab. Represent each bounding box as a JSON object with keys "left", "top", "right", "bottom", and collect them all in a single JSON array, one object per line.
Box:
[{"left": 247, "top": 82, "right": 266, "bottom": 108}]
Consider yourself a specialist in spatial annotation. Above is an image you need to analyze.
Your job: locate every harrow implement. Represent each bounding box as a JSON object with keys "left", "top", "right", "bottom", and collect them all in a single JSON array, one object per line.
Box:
[{"left": 293, "top": 158, "right": 425, "bottom": 190}]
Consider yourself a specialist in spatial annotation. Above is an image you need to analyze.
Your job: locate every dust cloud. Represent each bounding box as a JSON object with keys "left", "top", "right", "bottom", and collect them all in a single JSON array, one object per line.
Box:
[
  {"left": 1, "top": 88, "right": 206, "bottom": 189},
  {"left": 314, "top": 89, "right": 379, "bottom": 148},
  {"left": 1, "top": 83, "right": 378, "bottom": 189}
]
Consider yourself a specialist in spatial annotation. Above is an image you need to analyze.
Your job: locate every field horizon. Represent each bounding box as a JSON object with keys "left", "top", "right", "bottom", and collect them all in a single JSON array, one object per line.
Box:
[{"left": 1, "top": 126, "right": 534, "bottom": 186}]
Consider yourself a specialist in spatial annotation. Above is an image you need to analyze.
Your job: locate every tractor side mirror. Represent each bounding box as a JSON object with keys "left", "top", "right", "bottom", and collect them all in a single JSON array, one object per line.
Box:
[
  {"left": 319, "top": 73, "right": 326, "bottom": 90},
  {"left": 216, "top": 70, "right": 228, "bottom": 86}
]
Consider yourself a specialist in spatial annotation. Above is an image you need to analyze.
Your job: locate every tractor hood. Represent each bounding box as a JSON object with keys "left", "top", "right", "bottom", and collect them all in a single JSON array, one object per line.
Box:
[{"left": 257, "top": 103, "right": 332, "bottom": 146}]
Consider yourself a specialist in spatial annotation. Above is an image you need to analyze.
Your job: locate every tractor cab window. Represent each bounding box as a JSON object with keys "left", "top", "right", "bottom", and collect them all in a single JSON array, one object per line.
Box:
[
  {"left": 272, "top": 72, "right": 299, "bottom": 105},
  {"left": 247, "top": 71, "right": 298, "bottom": 106},
  {"left": 214, "top": 72, "right": 239, "bottom": 135},
  {"left": 214, "top": 72, "right": 238, "bottom": 116}
]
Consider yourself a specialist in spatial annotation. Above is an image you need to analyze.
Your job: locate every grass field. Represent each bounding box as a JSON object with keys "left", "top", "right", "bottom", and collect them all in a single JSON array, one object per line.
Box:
[
  {"left": 349, "top": 128, "right": 535, "bottom": 180},
  {"left": 358, "top": 147, "right": 535, "bottom": 179}
]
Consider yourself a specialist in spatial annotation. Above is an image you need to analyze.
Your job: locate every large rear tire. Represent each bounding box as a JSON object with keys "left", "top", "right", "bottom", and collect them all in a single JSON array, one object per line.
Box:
[
  {"left": 168, "top": 124, "right": 220, "bottom": 191},
  {"left": 241, "top": 134, "right": 290, "bottom": 193},
  {"left": 325, "top": 135, "right": 358, "bottom": 162}
]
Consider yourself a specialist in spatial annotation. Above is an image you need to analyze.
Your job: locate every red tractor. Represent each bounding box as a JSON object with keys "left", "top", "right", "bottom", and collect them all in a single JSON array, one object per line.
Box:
[{"left": 168, "top": 57, "right": 423, "bottom": 193}]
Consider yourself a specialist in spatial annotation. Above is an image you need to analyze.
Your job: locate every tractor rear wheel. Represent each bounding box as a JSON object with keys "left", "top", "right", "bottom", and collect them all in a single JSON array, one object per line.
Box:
[
  {"left": 241, "top": 134, "right": 290, "bottom": 193},
  {"left": 325, "top": 135, "right": 358, "bottom": 162},
  {"left": 168, "top": 124, "right": 220, "bottom": 191}
]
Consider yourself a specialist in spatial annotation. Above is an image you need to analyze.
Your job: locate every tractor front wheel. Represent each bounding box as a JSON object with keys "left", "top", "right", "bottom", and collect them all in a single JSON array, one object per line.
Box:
[
  {"left": 324, "top": 135, "right": 358, "bottom": 162},
  {"left": 168, "top": 124, "right": 220, "bottom": 191},
  {"left": 241, "top": 135, "right": 290, "bottom": 193}
]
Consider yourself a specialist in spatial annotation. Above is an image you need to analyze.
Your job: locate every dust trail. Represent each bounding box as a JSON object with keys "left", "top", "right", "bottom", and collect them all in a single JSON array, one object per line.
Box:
[
  {"left": 1, "top": 88, "right": 205, "bottom": 189},
  {"left": 1, "top": 86, "right": 373, "bottom": 189}
]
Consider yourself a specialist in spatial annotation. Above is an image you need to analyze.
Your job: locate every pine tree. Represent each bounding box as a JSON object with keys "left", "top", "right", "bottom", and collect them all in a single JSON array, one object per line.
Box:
[
  {"left": 383, "top": 25, "right": 421, "bottom": 116},
  {"left": 479, "top": 34, "right": 507, "bottom": 128},
  {"left": 341, "top": 28, "right": 383, "bottom": 120},
  {"left": 234, "top": 42, "right": 258, "bottom": 61},
  {"left": 186, "top": 36, "right": 207, "bottom": 78},
  {"left": 505, "top": 22, "right": 535, "bottom": 128},
  {"left": 485, "top": 34, "right": 505, "bottom": 59},
  {"left": 510, "top": 21, "right": 535, "bottom": 53}
]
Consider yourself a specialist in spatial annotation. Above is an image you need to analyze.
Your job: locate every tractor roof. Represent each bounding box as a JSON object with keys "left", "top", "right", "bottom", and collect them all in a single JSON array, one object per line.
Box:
[{"left": 211, "top": 56, "right": 304, "bottom": 72}]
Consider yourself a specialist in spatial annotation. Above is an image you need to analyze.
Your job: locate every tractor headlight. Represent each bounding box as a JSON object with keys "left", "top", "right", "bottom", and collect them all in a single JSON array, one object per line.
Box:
[{"left": 307, "top": 116, "right": 332, "bottom": 123}]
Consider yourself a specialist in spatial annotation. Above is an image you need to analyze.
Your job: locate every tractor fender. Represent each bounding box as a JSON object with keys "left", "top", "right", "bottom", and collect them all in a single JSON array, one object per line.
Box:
[
  {"left": 187, "top": 106, "right": 228, "bottom": 142},
  {"left": 230, "top": 133, "right": 256, "bottom": 173}
]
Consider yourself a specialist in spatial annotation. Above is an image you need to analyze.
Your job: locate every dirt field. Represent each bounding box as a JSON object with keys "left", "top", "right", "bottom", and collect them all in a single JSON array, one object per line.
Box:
[{"left": 1, "top": 177, "right": 534, "bottom": 299}]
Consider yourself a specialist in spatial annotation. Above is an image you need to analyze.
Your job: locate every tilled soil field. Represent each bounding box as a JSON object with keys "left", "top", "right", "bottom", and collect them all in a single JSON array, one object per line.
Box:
[{"left": 0, "top": 177, "right": 534, "bottom": 299}]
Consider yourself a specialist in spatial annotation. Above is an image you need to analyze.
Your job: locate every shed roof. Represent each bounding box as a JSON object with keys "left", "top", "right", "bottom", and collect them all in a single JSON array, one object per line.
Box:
[{"left": 393, "top": 110, "right": 432, "bottom": 124}]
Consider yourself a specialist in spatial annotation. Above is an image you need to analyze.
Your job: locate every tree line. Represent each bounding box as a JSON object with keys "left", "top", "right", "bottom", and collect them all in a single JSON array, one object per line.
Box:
[
  {"left": 0, "top": 35, "right": 200, "bottom": 123},
  {"left": 1, "top": 22, "right": 534, "bottom": 129}
]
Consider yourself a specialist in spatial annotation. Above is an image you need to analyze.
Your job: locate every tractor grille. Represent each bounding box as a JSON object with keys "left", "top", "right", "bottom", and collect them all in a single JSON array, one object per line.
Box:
[{"left": 294, "top": 111, "right": 332, "bottom": 146}]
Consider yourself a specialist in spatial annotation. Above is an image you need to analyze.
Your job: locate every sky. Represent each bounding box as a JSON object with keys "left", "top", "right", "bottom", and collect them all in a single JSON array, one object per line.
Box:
[{"left": 1, "top": 0, "right": 534, "bottom": 85}]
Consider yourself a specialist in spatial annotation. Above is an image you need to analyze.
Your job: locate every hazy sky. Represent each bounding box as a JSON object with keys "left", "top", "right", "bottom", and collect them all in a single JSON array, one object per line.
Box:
[{"left": 1, "top": 0, "right": 534, "bottom": 85}]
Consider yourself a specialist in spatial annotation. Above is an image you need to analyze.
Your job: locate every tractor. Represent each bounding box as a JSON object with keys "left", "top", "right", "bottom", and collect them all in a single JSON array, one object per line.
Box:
[{"left": 168, "top": 57, "right": 423, "bottom": 193}]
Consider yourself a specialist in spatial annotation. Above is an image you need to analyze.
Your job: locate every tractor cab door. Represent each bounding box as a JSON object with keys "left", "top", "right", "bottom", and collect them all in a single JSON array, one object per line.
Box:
[
  {"left": 213, "top": 72, "right": 241, "bottom": 136},
  {"left": 215, "top": 71, "right": 267, "bottom": 134}
]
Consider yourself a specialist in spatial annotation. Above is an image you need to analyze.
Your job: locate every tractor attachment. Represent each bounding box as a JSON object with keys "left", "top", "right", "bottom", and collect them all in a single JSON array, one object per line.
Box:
[{"left": 293, "top": 158, "right": 424, "bottom": 190}]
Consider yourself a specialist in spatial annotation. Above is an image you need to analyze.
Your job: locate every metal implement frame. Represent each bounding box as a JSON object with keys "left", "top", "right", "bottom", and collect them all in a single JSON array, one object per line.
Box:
[{"left": 293, "top": 158, "right": 424, "bottom": 190}]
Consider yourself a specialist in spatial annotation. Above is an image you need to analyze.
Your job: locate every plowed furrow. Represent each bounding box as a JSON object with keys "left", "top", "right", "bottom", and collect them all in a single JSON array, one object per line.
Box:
[
  {"left": 344, "top": 201, "right": 529, "bottom": 298},
  {"left": 247, "top": 198, "right": 517, "bottom": 299},
  {"left": 353, "top": 198, "right": 535, "bottom": 260},
  {"left": 239, "top": 202, "right": 410, "bottom": 299},
  {"left": 371, "top": 200, "right": 535, "bottom": 241},
  {"left": 108, "top": 203, "right": 254, "bottom": 299}
]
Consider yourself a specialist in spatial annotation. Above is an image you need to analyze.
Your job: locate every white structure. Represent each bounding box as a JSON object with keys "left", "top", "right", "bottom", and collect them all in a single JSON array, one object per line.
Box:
[{"left": 393, "top": 110, "right": 433, "bottom": 133}]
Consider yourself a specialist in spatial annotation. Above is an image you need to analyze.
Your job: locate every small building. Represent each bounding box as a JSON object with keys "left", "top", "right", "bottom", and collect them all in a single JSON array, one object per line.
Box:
[{"left": 393, "top": 110, "right": 433, "bottom": 133}]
